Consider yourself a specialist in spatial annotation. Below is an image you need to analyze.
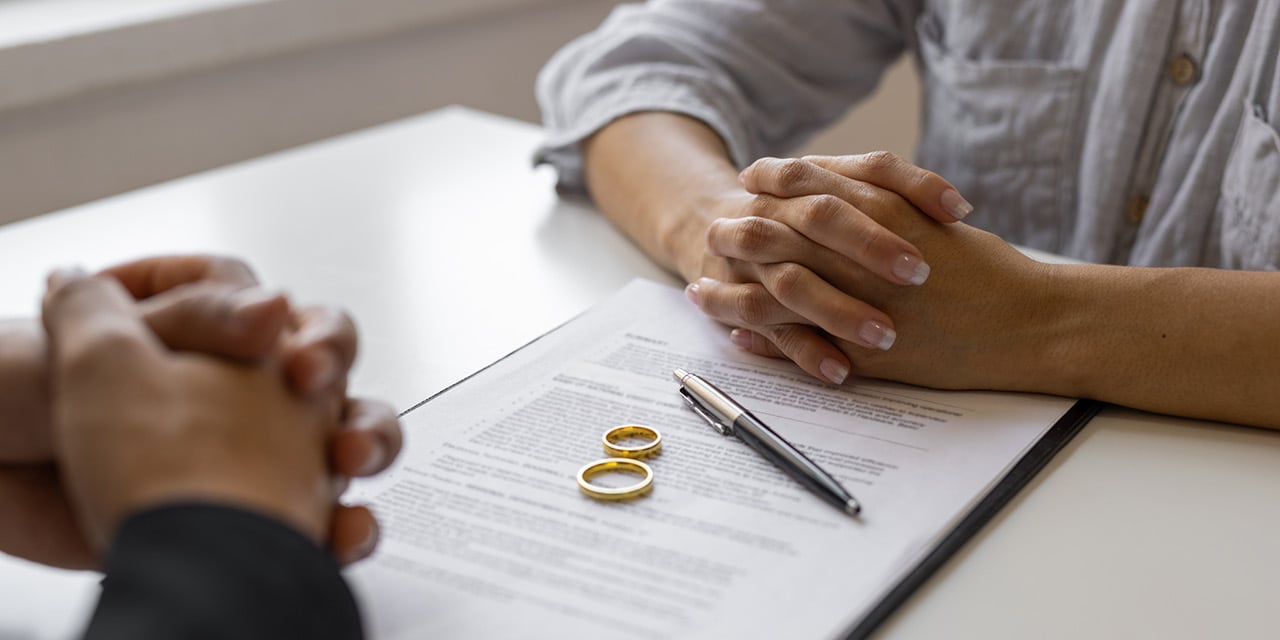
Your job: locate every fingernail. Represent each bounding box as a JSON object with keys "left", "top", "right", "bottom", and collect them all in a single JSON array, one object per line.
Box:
[
  {"left": 305, "top": 349, "right": 340, "bottom": 393},
  {"left": 356, "top": 441, "right": 387, "bottom": 476},
  {"left": 356, "top": 519, "right": 379, "bottom": 558},
  {"left": 941, "top": 189, "right": 974, "bottom": 220},
  {"left": 341, "top": 513, "right": 380, "bottom": 565},
  {"left": 858, "top": 320, "right": 896, "bottom": 351},
  {"left": 820, "top": 358, "right": 849, "bottom": 385},
  {"left": 730, "top": 328, "right": 753, "bottom": 349},
  {"left": 47, "top": 266, "right": 88, "bottom": 288},
  {"left": 738, "top": 169, "right": 747, "bottom": 185},
  {"left": 684, "top": 282, "right": 701, "bottom": 306},
  {"left": 892, "top": 253, "right": 931, "bottom": 285}
]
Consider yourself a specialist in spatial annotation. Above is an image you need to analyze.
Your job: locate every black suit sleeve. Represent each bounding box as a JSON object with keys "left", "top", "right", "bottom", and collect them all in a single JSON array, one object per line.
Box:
[{"left": 82, "top": 504, "right": 363, "bottom": 640}]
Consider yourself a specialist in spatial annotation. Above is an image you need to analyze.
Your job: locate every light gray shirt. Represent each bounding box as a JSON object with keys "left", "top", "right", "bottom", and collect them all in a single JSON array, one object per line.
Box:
[{"left": 535, "top": 0, "right": 1280, "bottom": 269}]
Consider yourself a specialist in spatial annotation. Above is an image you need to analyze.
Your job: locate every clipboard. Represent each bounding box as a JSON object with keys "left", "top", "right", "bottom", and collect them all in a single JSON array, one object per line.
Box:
[
  {"left": 843, "top": 399, "right": 1102, "bottom": 638},
  {"left": 362, "top": 280, "right": 1104, "bottom": 638}
]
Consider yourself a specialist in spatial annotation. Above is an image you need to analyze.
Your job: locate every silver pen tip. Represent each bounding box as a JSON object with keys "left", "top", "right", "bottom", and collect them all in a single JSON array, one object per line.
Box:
[
  {"left": 673, "top": 368, "right": 689, "bottom": 382},
  {"left": 845, "top": 500, "right": 862, "bottom": 517}
]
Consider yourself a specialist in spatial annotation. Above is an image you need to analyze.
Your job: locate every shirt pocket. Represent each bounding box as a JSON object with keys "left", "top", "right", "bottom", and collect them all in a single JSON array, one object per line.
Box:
[
  {"left": 1218, "top": 102, "right": 1280, "bottom": 270},
  {"left": 913, "top": 13, "right": 1085, "bottom": 252}
]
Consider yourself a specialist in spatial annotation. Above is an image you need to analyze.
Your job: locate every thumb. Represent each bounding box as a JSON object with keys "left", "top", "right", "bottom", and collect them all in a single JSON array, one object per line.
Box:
[
  {"left": 803, "top": 153, "right": 973, "bottom": 223},
  {"left": 42, "top": 268, "right": 160, "bottom": 378},
  {"left": 41, "top": 268, "right": 164, "bottom": 553},
  {"left": 138, "top": 284, "right": 290, "bottom": 362}
]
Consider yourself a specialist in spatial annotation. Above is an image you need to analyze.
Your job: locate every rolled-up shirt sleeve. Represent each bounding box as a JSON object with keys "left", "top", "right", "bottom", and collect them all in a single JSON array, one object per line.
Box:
[{"left": 534, "top": 0, "right": 913, "bottom": 193}]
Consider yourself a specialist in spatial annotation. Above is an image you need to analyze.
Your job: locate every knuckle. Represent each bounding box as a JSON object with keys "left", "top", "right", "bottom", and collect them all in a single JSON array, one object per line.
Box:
[
  {"left": 913, "top": 168, "right": 939, "bottom": 192},
  {"left": 65, "top": 324, "right": 148, "bottom": 368},
  {"left": 174, "top": 295, "right": 237, "bottom": 333},
  {"left": 796, "top": 194, "right": 842, "bottom": 230},
  {"left": 775, "top": 158, "right": 811, "bottom": 185},
  {"left": 860, "top": 186, "right": 897, "bottom": 218},
  {"left": 745, "top": 194, "right": 775, "bottom": 219},
  {"left": 733, "top": 287, "right": 772, "bottom": 326},
  {"left": 855, "top": 219, "right": 884, "bottom": 253},
  {"left": 768, "top": 262, "right": 808, "bottom": 300},
  {"left": 768, "top": 325, "right": 811, "bottom": 360},
  {"left": 744, "top": 157, "right": 770, "bottom": 176},
  {"left": 861, "top": 150, "right": 900, "bottom": 173},
  {"left": 730, "top": 217, "right": 774, "bottom": 255}
]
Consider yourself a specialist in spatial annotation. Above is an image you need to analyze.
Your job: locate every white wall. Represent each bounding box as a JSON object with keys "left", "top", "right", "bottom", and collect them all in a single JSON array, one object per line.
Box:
[
  {"left": 0, "top": 0, "right": 620, "bottom": 225},
  {"left": 0, "top": 0, "right": 920, "bottom": 226}
]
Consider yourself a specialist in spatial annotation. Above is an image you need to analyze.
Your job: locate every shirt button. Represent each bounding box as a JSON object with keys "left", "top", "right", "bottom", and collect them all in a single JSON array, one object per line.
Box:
[
  {"left": 1169, "top": 54, "right": 1198, "bottom": 86},
  {"left": 1126, "top": 195, "right": 1149, "bottom": 224}
]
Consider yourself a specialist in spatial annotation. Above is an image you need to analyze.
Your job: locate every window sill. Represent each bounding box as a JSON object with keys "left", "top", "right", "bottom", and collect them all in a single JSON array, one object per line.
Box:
[{"left": 0, "top": 0, "right": 554, "bottom": 112}]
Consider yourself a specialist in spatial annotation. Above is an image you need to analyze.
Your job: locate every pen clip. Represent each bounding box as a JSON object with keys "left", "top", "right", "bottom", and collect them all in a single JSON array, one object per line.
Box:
[{"left": 679, "top": 387, "right": 734, "bottom": 436}]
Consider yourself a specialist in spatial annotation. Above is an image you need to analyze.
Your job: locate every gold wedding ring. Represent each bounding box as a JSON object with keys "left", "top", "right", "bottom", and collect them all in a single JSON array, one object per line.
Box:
[
  {"left": 577, "top": 458, "right": 654, "bottom": 501},
  {"left": 601, "top": 424, "right": 663, "bottom": 459}
]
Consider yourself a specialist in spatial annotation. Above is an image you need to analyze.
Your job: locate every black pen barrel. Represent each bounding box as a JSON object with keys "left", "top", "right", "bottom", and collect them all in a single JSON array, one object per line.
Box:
[{"left": 733, "top": 412, "right": 858, "bottom": 513}]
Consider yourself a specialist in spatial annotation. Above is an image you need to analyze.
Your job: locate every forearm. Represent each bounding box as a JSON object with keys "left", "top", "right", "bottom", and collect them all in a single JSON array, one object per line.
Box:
[
  {"left": 583, "top": 112, "right": 741, "bottom": 281},
  {"left": 1038, "top": 265, "right": 1280, "bottom": 429},
  {"left": 0, "top": 319, "right": 50, "bottom": 460}
]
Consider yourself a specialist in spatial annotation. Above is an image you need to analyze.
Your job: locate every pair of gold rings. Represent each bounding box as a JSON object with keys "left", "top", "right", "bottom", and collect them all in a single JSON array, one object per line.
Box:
[{"left": 577, "top": 424, "right": 662, "bottom": 501}]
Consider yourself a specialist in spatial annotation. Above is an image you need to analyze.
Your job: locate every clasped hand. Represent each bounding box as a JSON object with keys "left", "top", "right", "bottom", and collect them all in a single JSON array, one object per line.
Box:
[
  {"left": 0, "top": 256, "right": 402, "bottom": 569},
  {"left": 684, "top": 152, "right": 1045, "bottom": 390}
]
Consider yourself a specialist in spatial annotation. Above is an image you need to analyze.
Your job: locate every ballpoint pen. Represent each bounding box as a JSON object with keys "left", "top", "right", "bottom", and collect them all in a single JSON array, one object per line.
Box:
[{"left": 673, "top": 368, "right": 862, "bottom": 517}]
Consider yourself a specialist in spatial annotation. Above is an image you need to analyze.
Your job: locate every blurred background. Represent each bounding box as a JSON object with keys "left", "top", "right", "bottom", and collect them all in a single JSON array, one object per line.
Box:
[{"left": 0, "top": 0, "right": 918, "bottom": 226}]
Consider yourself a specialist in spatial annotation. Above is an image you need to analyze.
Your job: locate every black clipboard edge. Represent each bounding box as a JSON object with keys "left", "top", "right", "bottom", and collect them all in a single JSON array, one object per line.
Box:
[{"left": 842, "top": 399, "right": 1104, "bottom": 639}]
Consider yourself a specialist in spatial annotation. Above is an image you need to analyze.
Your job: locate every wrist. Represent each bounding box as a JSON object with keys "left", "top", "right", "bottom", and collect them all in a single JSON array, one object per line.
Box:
[
  {"left": 583, "top": 112, "right": 741, "bottom": 282},
  {"left": 0, "top": 319, "right": 52, "bottom": 461},
  {"left": 664, "top": 187, "right": 740, "bottom": 283},
  {"left": 1007, "top": 262, "right": 1115, "bottom": 399}
]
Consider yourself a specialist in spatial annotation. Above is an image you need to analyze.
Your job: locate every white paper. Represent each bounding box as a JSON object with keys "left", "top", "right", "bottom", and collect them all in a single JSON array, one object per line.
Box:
[{"left": 347, "top": 279, "right": 1076, "bottom": 639}]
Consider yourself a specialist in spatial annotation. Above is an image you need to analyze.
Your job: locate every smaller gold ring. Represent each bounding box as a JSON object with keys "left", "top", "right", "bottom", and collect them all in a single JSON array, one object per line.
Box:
[
  {"left": 577, "top": 458, "right": 654, "bottom": 501},
  {"left": 602, "top": 424, "right": 663, "bottom": 459}
]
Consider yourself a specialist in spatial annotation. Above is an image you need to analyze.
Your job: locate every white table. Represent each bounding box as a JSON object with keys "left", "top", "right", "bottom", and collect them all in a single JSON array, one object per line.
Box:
[{"left": 1, "top": 107, "right": 1277, "bottom": 639}]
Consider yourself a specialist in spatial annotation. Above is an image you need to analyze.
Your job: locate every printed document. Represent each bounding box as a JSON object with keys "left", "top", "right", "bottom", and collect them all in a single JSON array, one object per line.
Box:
[{"left": 347, "top": 279, "right": 1077, "bottom": 638}]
